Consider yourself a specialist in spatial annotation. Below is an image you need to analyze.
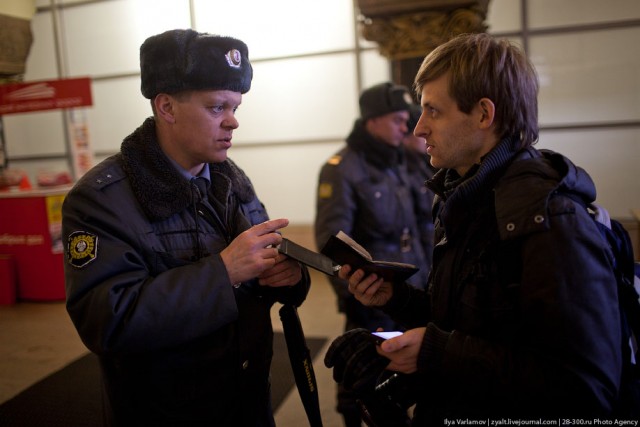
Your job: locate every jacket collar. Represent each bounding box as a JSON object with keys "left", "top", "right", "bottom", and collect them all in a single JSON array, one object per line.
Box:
[
  {"left": 427, "top": 134, "right": 597, "bottom": 241},
  {"left": 428, "top": 135, "right": 520, "bottom": 207},
  {"left": 120, "top": 117, "right": 256, "bottom": 221},
  {"left": 346, "top": 119, "right": 405, "bottom": 169}
]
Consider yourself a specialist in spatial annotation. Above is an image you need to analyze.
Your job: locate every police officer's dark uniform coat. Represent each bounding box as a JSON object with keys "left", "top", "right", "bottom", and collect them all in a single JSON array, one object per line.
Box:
[
  {"left": 63, "top": 117, "right": 310, "bottom": 427},
  {"left": 315, "top": 119, "right": 432, "bottom": 330}
]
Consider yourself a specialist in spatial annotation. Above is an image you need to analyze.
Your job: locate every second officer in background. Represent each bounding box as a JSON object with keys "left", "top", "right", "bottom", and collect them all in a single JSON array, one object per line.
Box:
[{"left": 315, "top": 82, "right": 434, "bottom": 427}]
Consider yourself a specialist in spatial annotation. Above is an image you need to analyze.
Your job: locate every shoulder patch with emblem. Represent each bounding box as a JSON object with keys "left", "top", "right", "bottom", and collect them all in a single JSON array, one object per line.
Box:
[
  {"left": 318, "top": 182, "right": 333, "bottom": 199},
  {"left": 67, "top": 231, "right": 98, "bottom": 268}
]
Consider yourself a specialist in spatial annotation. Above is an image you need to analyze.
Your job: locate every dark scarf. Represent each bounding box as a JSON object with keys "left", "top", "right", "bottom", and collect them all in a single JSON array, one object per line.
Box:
[
  {"left": 346, "top": 119, "right": 405, "bottom": 169},
  {"left": 428, "top": 135, "right": 521, "bottom": 202},
  {"left": 427, "top": 135, "right": 521, "bottom": 236},
  {"left": 119, "top": 117, "right": 256, "bottom": 222}
]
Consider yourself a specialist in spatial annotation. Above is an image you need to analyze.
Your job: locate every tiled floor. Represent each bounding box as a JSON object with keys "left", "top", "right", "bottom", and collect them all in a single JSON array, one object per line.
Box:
[{"left": 0, "top": 228, "right": 348, "bottom": 427}]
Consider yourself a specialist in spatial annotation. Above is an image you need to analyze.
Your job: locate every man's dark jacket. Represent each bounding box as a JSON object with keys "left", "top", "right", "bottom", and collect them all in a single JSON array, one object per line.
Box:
[{"left": 384, "top": 137, "right": 621, "bottom": 423}]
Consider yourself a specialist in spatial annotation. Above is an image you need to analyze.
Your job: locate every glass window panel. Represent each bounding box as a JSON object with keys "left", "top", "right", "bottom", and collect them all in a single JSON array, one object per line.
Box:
[
  {"left": 233, "top": 54, "right": 358, "bottom": 144},
  {"left": 537, "top": 128, "right": 640, "bottom": 218},
  {"left": 4, "top": 111, "right": 66, "bottom": 156},
  {"left": 230, "top": 141, "right": 344, "bottom": 224},
  {"left": 24, "top": 12, "right": 58, "bottom": 81},
  {"left": 529, "top": 0, "right": 640, "bottom": 29},
  {"left": 193, "top": 0, "right": 355, "bottom": 59},
  {"left": 88, "top": 77, "right": 151, "bottom": 153},
  {"left": 61, "top": 0, "right": 191, "bottom": 76},
  {"left": 531, "top": 28, "right": 640, "bottom": 125},
  {"left": 360, "top": 49, "right": 391, "bottom": 90},
  {"left": 486, "top": 0, "right": 521, "bottom": 34}
]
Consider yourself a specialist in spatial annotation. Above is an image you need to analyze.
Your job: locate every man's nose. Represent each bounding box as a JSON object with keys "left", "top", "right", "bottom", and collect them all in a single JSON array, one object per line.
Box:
[{"left": 223, "top": 114, "right": 239, "bottom": 129}]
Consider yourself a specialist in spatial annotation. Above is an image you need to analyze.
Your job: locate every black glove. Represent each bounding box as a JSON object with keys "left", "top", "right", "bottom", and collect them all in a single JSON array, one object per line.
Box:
[
  {"left": 358, "top": 372, "right": 417, "bottom": 426},
  {"left": 324, "top": 328, "right": 390, "bottom": 393}
]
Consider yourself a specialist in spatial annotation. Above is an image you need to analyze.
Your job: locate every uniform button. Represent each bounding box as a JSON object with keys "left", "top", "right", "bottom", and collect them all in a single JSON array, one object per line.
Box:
[
  {"left": 106, "top": 174, "right": 112, "bottom": 179},
  {"left": 506, "top": 223, "right": 516, "bottom": 231},
  {"left": 242, "top": 360, "right": 249, "bottom": 370},
  {"left": 534, "top": 215, "right": 545, "bottom": 224},
  {"left": 96, "top": 179, "right": 103, "bottom": 184},
  {"left": 374, "top": 191, "right": 381, "bottom": 198}
]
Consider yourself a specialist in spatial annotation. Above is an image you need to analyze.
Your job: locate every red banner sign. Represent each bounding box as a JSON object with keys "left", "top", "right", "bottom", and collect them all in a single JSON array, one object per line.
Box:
[{"left": 0, "top": 77, "right": 93, "bottom": 115}]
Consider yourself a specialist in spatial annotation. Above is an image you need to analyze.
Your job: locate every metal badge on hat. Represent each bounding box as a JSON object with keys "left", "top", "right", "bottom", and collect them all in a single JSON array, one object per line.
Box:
[
  {"left": 403, "top": 91, "right": 413, "bottom": 105},
  {"left": 225, "top": 49, "right": 242, "bottom": 68}
]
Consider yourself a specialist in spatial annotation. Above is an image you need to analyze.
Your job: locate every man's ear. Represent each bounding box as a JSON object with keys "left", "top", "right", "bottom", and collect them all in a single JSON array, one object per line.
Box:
[
  {"left": 477, "top": 98, "right": 495, "bottom": 129},
  {"left": 154, "top": 94, "right": 176, "bottom": 124}
]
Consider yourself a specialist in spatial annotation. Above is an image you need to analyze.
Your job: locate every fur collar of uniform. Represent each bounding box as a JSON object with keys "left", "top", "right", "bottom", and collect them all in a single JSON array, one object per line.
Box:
[{"left": 120, "top": 117, "right": 256, "bottom": 221}]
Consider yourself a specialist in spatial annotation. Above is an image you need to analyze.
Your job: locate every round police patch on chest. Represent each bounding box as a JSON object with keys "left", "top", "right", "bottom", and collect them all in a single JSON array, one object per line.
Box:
[{"left": 67, "top": 231, "right": 98, "bottom": 268}]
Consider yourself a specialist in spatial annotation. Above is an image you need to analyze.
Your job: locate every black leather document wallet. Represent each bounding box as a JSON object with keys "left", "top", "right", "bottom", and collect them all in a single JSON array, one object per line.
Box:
[{"left": 278, "top": 238, "right": 339, "bottom": 276}]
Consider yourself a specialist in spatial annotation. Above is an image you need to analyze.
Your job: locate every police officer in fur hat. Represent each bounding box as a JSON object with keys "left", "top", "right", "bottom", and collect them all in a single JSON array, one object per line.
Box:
[
  {"left": 62, "top": 29, "right": 310, "bottom": 426},
  {"left": 315, "top": 82, "right": 434, "bottom": 427}
]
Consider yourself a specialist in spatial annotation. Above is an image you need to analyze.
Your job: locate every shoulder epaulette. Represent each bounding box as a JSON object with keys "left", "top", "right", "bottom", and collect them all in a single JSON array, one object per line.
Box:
[{"left": 327, "top": 155, "right": 342, "bottom": 166}]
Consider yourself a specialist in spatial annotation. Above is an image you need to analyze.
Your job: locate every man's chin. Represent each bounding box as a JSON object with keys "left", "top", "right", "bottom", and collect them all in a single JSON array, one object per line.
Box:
[{"left": 210, "top": 152, "right": 229, "bottom": 163}]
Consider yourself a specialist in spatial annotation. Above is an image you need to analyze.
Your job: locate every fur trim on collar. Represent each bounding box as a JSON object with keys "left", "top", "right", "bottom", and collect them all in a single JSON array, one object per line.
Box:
[{"left": 120, "top": 117, "right": 256, "bottom": 221}]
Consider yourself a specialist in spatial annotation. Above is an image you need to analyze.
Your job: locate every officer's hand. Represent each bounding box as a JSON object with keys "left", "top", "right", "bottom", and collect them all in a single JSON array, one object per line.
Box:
[
  {"left": 340, "top": 265, "right": 394, "bottom": 307},
  {"left": 376, "top": 327, "right": 425, "bottom": 374},
  {"left": 258, "top": 254, "right": 302, "bottom": 287},
  {"left": 220, "top": 218, "right": 287, "bottom": 285}
]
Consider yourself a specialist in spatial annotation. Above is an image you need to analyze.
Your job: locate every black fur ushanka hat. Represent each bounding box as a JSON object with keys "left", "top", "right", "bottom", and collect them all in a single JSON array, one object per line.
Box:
[
  {"left": 140, "top": 29, "right": 253, "bottom": 99},
  {"left": 359, "top": 82, "right": 414, "bottom": 121}
]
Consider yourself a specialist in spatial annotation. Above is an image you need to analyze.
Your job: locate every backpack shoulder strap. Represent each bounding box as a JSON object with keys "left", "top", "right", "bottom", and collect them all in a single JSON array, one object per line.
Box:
[{"left": 586, "top": 204, "right": 640, "bottom": 338}]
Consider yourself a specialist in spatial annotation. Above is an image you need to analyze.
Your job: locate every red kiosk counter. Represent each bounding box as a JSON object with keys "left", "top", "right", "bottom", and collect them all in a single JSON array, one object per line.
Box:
[
  {"left": 0, "top": 77, "right": 94, "bottom": 303},
  {"left": 0, "top": 186, "right": 71, "bottom": 301}
]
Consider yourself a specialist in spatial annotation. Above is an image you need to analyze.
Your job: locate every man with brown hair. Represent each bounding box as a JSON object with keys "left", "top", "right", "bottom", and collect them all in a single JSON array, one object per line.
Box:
[{"left": 326, "top": 33, "right": 621, "bottom": 423}]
